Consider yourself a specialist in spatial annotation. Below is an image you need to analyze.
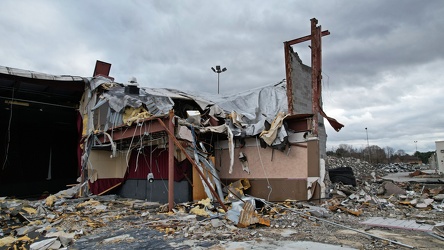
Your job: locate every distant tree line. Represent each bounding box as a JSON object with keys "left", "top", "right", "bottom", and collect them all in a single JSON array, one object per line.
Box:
[{"left": 327, "top": 144, "right": 435, "bottom": 165}]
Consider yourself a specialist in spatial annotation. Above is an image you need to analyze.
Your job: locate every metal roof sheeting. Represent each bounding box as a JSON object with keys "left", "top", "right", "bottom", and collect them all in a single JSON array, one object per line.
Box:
[{"left": 0, "top": 66, "right": 85, "bottom": 82}]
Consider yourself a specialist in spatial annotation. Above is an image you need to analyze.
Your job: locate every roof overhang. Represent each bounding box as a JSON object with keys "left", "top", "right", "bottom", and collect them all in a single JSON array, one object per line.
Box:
[{"left": 0, "top": 66, "right": 86, "bottom": 109}]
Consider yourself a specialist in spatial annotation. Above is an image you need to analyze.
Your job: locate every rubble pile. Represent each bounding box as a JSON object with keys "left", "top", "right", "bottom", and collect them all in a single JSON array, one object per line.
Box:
[
  {"left": 324, "top": 182, "right": 444, "bottom": 219},
  {"left": 327, "top": 156, "right": 385, "bottom": 182},
  {"left": 325, "top": 156, "right": 444, "bottom": 218},
  {"left": 1, "top": 188, "right": 442, "bottom": 249},
  {"left": 0, "top": 195, "right": 162, "bottom": 249},
  {"left": 379, "top": 162, "right": 419, "bottom": 173},
  {"left": 1, "top": 194, "right": 342, "bottom": 249},
  {"left": 326, "top": 156, "right": 429, "bottom": 184},
  {"left": 1, "top": 157, "right": 444, "bottom": 249}
]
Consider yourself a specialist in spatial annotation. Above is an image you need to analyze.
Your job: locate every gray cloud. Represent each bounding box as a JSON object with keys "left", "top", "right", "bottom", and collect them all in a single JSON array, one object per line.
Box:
[{"left": 1, "top": 0, "right": 443, "bottom": 154}]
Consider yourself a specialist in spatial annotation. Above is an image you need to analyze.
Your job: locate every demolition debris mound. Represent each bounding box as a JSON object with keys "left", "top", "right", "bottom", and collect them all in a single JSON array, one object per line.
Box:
[
  {"left": 1, "top": 156, "right": 444, "bottom": 249},
  {"left": 326, "top": 156, "right": 422, "bottom": 183}
]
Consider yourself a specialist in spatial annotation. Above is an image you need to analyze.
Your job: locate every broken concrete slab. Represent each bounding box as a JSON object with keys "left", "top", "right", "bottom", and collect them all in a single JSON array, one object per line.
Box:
[
  {"left": 382, "top": 181, "right": 406, "bottom": 195},
  {"left": 361, "top": 217, "right": 436, "bottom": 232},
  {"left": 433, "top": 193, "right": 444, "bottom": 201},
  {"left": 210, "top": 218, "right": 224, "bottom": 228},
  {"left": 30, "top": 237, "right": 57, "bottom": 250},
  {"left": 383, "top": 170, "right": 443, "bottom": 183}
]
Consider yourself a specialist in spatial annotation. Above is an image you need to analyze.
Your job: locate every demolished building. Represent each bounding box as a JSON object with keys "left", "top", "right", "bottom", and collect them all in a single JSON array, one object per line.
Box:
[
  {"left": 0, "top": 19, "right": 343, "bottom": 209},
  {"left": 0, "top": 66, "right": 85, "bottom": 198}
]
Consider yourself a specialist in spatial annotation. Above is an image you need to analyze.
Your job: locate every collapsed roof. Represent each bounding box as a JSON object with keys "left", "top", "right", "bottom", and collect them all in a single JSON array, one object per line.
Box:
[
  {"left": 0, "top": 66, "right": 86, "bottom": 197},
  {"left": 84, "top": 76, "right": 291, "bottom": 146}
]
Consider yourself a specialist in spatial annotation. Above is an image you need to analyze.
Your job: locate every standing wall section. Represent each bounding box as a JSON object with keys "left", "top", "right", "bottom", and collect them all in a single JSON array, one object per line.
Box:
[{"left": 435, "top": 141, "right": 444, "bottom": 174}]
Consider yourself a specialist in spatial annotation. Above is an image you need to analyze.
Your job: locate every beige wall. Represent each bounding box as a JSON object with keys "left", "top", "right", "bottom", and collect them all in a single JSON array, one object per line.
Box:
[
  {"left": 88, "top": 150, "right": 128, "bottom": 179},
  {"left": 215, "top": 138, "right": 308, "bottom": 179}
]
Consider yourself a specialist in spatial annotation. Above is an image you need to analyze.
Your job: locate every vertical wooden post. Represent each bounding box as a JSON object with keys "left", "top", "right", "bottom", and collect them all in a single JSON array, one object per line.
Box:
[
  {"left": 311, "top": 18, "right": 319, "bottom": 136},
  {"left": 284, "top": 18, "right": 329, "bottom": 134},
  {"left": 284, "top": 41, "right": 294, "bottom": 115},
  {"left": 168, "top": 110, "right": 175, "bottom": 211}
]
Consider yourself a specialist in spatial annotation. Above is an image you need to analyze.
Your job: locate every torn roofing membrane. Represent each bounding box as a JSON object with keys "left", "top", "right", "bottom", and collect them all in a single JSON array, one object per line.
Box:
[
  {"left": 101, "top": 86, "right": 174, "bottom": 115},
  {"left": 88, "top": 76, "right": 289, "bottom": 139}
]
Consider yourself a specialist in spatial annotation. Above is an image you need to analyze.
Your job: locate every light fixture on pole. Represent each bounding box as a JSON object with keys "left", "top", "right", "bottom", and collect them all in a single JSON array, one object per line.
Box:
[
  {"left": 414, "top": 140, "right": 418, "bottom": 153},
  {"left": 211, "top": 65, "right": 227, "bottom": 94}
]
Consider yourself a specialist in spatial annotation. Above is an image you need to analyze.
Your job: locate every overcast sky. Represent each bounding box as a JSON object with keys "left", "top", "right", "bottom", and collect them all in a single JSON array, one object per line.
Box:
[{"left": 1, "top": 0, "right": 443, "bottom": 154}]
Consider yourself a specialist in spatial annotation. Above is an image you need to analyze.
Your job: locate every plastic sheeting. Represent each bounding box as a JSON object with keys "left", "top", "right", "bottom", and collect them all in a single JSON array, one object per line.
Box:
[
  {"left": 87, "top": 77, "right": 287, "bottom": 141},
  {"left": 88, "top": 73, "right": 333, "bottom": 138},
  {"left": 102, "top": 86, "right": 174, "bottom": 115},
  {"left": 213, "top": 83, "right": 288, "bottom": 136},
  {"left": 152, "top": 83, "right": 288, "bottom": 137},
  {"left": 158, "top": 82, "right": 289, "bottom": 140}
]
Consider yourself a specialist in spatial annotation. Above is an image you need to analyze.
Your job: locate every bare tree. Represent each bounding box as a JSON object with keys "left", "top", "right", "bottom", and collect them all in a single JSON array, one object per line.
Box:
[
  {"left": 371, "top": 145, "right": 386, "bottom": 164},
  {"left": 384, "top": 146, "right": 394, "bottom": 163},
  {"left": 395, "top": 149, "right": 406, "bottom": 156}
]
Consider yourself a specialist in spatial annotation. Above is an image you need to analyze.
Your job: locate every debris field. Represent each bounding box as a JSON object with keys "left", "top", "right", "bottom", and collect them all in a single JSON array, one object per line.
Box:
[{"left": 1, "top": 156, "right": 444, "bottom": 249}]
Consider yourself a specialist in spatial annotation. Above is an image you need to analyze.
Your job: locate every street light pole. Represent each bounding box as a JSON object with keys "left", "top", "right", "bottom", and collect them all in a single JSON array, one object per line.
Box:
[
  {"left": 211, "top": 65, "right": 227, "bottom": 94},
  {"left": 414, "top": 140, "right": 418, "bottom": 153},
  {"left": 365, "top": 127, "right": 370, "bottom": 162}
]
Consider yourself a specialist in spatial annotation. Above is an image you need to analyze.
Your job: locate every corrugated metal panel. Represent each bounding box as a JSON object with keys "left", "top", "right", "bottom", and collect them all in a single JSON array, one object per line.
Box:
[
  {"left": 127, "top": 147, "right": 169, "bottom": 179},
  {"left": 126, "top": 147, "right": 191, "bottom": 181},
  {"left": 143, "top": 88, "right": 191, "bottom": 99}
]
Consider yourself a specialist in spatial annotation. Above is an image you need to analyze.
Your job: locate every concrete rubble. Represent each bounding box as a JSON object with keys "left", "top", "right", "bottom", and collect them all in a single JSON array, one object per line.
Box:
[{"left": 1, "top": 156, "right": 444, "bottom": 249}]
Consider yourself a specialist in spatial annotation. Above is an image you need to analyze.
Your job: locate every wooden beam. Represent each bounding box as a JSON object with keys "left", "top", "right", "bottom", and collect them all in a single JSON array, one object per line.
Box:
[
  {"left": 98, "top": 182, "right": 122, "bottom": 196},
  {"left": 285, "top": 30, "right": 330, "bottom": 46}
]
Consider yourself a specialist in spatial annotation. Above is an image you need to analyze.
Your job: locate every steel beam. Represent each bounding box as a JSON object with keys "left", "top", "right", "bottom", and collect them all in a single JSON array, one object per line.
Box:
[
  {"left": 284, "top": 42, "right": 294, "bottom": 115},
  {"left": 168, "top": 110, "right": 175, "bottom": 211},
  {"left": 157, "top": 117, "right": 228, "bottom": 212},
  {"left": 283, "top": 18, "right": 330, "bottom": 119},
  {"left": 95, "top": 117, "right": 166, "bottom": 143},
  {"left": 311, "top": 18, "right": 320, "bottom": 136}
]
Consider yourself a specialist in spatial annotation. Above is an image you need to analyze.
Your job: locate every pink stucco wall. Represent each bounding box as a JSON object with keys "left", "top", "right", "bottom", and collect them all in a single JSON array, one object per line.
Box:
[{"left": 215, "top": 140, "right": 308, "bottom": 179}]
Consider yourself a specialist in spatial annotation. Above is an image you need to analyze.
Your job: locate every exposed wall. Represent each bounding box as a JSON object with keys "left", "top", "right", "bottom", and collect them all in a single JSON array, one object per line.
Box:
[
  {"left": 290, "top": 51, "right": 312, "bottom": 114},
  {"left": 318, "top": 120, "right": 327, "bottom": 159},
  {"left": 436, "top": 141, "right": 444, "bottom": 174},
  {"left": 88, "top": 150, "right": 128, "bottom": 180},
  {"left": 213, "top": 138, "right": 325, "bottom": 201},
  {"left": 245, "top": 179, "right": 308, "bottom": 201},
  {"left": 290, "top": 50, "right": 327, "bottom": 159},
  {"left": 117, "top": 179, "right": 191, "bottom": 203},
  {"left": 215, "top": 138, "right": 308, "bottom": 179}
]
